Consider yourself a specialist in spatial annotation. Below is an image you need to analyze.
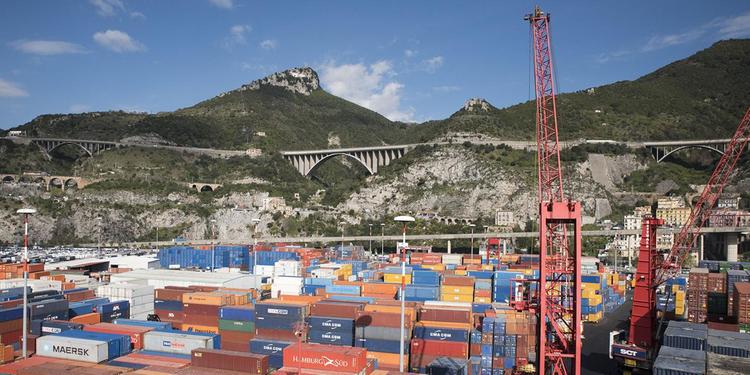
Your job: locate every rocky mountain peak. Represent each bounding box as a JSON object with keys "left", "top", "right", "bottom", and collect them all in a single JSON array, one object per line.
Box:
[
  {"left": 462, "top": 98, "right": 493, "bottom": 112},
  {"left": 220, "top": 67, "right": 320, "bottom": 97}
]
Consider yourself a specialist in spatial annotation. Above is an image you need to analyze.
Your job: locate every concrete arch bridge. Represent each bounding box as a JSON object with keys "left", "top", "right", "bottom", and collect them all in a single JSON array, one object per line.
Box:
[{"left": 0, "top": 174, "right": 97, "bottom": 190}]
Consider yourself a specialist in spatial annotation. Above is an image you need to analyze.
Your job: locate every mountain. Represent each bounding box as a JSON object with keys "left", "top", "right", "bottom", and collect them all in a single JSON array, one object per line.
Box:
[
  {"left": 9, "top": 40, "right": 750, "bottom": 151},
  {"left": 421, "top": 39, "right": 750, "bottom": 141},
  {"left": 11, "top": 67, "right": 409, "bottom": 151}
]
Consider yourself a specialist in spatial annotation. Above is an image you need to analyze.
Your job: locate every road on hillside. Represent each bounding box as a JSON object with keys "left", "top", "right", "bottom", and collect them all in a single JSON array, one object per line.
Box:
[{"left": 581, "top": 295, "right": 633, "bottom": 375}]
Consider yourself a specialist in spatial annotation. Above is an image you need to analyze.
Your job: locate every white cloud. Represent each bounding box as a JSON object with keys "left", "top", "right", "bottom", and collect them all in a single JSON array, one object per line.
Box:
[
  {"left": 11, "top": 40, "right": 86, "bottom": 55},
  {"left": 423, "top": 56, "right": 444, "bottom": 73},
  {"left": 641, "top": 29, "right": 705, "bottom": 52},
  {"left": 717, "top": 11, "right": 750, "bottom": 38},
  {"left": 598, "top": 11, "right": 750, "bottom": 63},
  {"left": 93, "top": 30, "right": 145, "bottom": 53},
  {"left": 209, "top": 0, "right": 234, "bottom": 9},
  {"left": 433, "top": 85, "right": 460, "bottom": 93},
  {"left": 90, "top": 0, "right": 124, "bottom": 16},
  {"left": 320, "top": 60, "right": 414, "bottom": 122},
  {"left": 69, "top": 104, "right": 91, "bottom": 113},
  {"left": 0, "top": 78, "right": 28, "bottom": 97},
  {"left": 224, "top": 25, "right": 251, "bottom": 48},
  {"left": 404, "top": 49, "right": 417, "bottom": 57},
  {"left": 130, "top": 11, "right": 146, "bottom": 20},
  {"left": 259, "top": 39, "right": 277, "bottom": 50}
]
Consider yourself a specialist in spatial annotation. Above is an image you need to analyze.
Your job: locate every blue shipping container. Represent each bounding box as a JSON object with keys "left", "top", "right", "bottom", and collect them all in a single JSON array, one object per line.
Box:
[{"left": 308, "top": 316, "right": 354, "bottom": 332}]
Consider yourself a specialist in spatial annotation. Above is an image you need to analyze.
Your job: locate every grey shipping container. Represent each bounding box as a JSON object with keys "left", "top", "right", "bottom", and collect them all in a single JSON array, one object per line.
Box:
[
  {"left": 663, "top": 326, "right": 708, "bottom": 351},
  {"left": 355, "top": 326, "right": 406, "bottom": 341},
  {"left": 653, "top": 356, "right": 706, "bottom": 375},
  {"left": 36, "top": 335, "right": 109, "bottom": 363},
  {"left": 668, "top": 321, "right": 708, "bottom": 331},
  {"left": 707, "top": 352, "right": 750, "bottom": 375},
  {"left": 658, "top": 345, "right": 706, "bottom": 362},
  {"left": 706, "top": 335, "right": 750, "bottom": 358},
  {"left": 143, "top": 331, "right": 214, "bottom": 355}
]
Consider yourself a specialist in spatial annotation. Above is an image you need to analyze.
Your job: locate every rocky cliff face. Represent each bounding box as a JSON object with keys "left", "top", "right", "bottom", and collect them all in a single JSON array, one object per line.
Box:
[
  {"left": 462, "top": 98, "right": 493, "bottom": 112},
  {"left": 219, "top": 67, "right": 320, "bottom": 97},
  {"left": 338, "top": 145, "right": 610, "bottom": 225}
]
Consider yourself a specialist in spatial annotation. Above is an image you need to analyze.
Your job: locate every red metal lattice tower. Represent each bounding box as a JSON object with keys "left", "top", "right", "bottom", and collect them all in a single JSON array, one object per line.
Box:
[
  {"left": 628, "top": 217, "right": 663, "bottom": 349},
  {"left": 526, "top": 6, "right": 582, "bottom": 375},
  {"left": 657, "top": 105, "right": 750, "bottom": 285}
]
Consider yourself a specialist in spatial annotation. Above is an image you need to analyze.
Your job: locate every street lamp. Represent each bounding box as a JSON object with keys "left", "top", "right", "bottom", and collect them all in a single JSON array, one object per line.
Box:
[
  {"left": 210, "top": 219, "right": 217, "bottom": 272},
  {"left": 380, "top": 223, "right": 385, "bottom": 256},
  {"left": 250, "top": 218, "right": 262, "bottom": 300},
  {"left": 469, "top": 223, "right": 476, "bottom": 260},
  {"left": 96, "top": 217, "right": 103, "bottom": 258},
  {"left": 17, "top": 208, "right": 36, "bottom": 359},
  {"left": 339, "top": 221, "right": 346, "bottom": 251},
  {"left": 368, "top": 223, "right": 373, "bottom": 255},
  {"left": 393, "top": 215, "right": 415, "bottom": 373}
]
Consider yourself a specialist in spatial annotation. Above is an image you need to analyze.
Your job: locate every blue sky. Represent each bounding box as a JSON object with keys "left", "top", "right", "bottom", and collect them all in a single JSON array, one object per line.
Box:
[{"left": 1, "top": 1, "right": 750, "bottom": 128}]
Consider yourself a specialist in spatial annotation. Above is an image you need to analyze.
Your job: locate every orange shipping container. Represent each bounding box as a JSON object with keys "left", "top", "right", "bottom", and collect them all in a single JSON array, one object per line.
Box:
[
  {"left": 181, "top": 292, "right": 231, "bottom": 306},
  {"left": 364, "top": 304, "right": 416, "bottom": 322},
  {"left": 180, "top": 324, "right": 219, "bottom": 334},
  {"left": 366, "top": 351, "right": 407, "bottom": 367},
  {"left": 362, "top": 283, "right": 399, "bottom": 295},
  {"left": 70, "top": 313, "right": 100, "bottom": 325},
  {"left": 83, "top": 323, "right": 151, "bottom": 350}
]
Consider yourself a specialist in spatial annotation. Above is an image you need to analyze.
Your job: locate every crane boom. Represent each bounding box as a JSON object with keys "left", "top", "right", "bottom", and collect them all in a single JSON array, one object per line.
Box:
[
  {"left": 526, "top": 7, "right": 582, "bottom": 375},
  {"left": 657, "top": 106, "right": 750, "bottom": 285}
]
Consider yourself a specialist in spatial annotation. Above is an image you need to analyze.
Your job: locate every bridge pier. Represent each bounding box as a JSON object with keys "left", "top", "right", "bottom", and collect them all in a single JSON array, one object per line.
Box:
[{"left": 726, "top": 232, "right": 739, "bottom": 262}]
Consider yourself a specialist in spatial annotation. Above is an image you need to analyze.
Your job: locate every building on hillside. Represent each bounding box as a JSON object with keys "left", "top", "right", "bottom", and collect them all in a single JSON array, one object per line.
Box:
[
  {"left": 656, "top": 232, "right": 674, "bottom": 251},
  {"left": 709, "top": 209, "right": 750, "bottom": 227},
  {"left": 656, "top": 207, "right": 691, "bottom": 227},
  {"left": 495, "top": 211, "right": 515, "bottom": 227},
  {"left": 717, "top": 196, "right": 741, "bottom": 210},
  {"left": 633, "top": 205, "right": 652, "bottom": 217},
  {"left": 658, "top": 196, "right": 685, "bottom": 209}
]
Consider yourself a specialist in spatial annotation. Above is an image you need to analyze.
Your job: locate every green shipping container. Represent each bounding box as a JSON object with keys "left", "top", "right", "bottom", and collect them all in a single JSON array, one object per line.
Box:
[{"left": 218, "top": 319, "right": 255, "bottom": 333}]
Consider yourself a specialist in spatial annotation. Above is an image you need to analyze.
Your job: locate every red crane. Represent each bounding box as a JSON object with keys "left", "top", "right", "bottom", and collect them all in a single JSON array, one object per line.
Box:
[
  {"left": 612, "top": 105, "right": 750, "bottom": 371},
  {"left": 526, "top": 7, "right": 582, "bottom": 375}
]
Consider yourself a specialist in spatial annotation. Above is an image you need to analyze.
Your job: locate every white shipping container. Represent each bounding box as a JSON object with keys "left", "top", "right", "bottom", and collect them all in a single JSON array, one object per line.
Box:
[
  {"left": 255, "top": 265, "right": 275, "bottom": 277},
  {"left": 311, "top": 268, "right": 335, "bottom": 278},
  {"left": 442, "top": 254, "right": 463, "bottom": 265},
  {"left": 274, "top": 260, "right": 302, "bottom": 277},
  {"left": 36, "top": 335, "right": 109, "bottom": 363},
  {"left": 143, "top": 331, "right": 214, "bottom": 355}
]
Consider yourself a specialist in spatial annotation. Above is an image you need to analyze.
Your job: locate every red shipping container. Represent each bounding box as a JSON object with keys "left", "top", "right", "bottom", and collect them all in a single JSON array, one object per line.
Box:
[
  {"left": 191, "top": 348, "right": 268, "bottom": 374},
  {"left": 419, "top": 307, "right": 472, "bottom": 323},
  {"left": 0, "top": 300, "right": 23, "bottom": 309},
  {"left": 219, "top": 330, "right": 254, "bottom": 345},
  {"left": 83, "top": 322, "right": 151, "bottom": 350},
  {"left": 255, "top": 328, "right": 298, "bottom": 341},
  {"left": 155, "top": 309, "right": 185, "bottom": 324},
  {"left": 0, "top": 330, "right": 21, "bottom": 346},
  {"left": 183, "top": 304, "right": 220, "bottom": 316},
  {"left": 442, "top": 276, "right": 475, "bottom": 286},
  {"left": 410, "top": 339, "right": 468, "bottom": 358},
  {"left": 310, "top": 302, "right": 364, "bottom": 319},
  {"left": 282, "top": 343, "right": 367, "bottom": 373},
  {"left": 156, "top": 289, "right": 190, "bottom": 301},
  {"left": 183, "top": 314, "right": 219, "bottom": 327},
  {"left": 0, "top": 319, "right": 22, "bottom": 333}
]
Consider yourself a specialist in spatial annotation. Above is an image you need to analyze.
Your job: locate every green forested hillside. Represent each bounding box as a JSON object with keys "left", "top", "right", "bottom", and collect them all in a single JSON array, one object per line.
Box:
[{"left": 8, "top": 40, "right": 750, "bottom": 152}]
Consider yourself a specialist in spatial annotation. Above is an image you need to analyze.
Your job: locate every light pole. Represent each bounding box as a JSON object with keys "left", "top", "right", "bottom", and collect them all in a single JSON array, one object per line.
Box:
[
  {"left": 339, "top": 221, "right": 346, "bottom": 251},
  {"left": 469, "top": 223, "right": 476, "bottom": 259},
  {"left": 380, "top": 223, "right": 385, "bottom": 256},
  {"left": 96, "top": 217, "right": 103, "bottom": 258},
  {"left": 394, "top": 215, "right": 415, "bottom": 373},
  {"left": 17, "top": 208, "right": 36, "bottom": 359},
  {"left": 250, "top": 218, "right": 261, "bottom": 300},
  {"left": 210, "top": 219, "right": 216, "bottom": 272},
  {"left": 368, "top": 223, "right": 373, "bottom": 254}
]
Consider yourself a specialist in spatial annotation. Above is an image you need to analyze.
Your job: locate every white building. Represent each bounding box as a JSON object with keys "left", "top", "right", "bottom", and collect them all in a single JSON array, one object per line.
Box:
[{"left": 495, "top": 211, "right": 515, "bottom": 227}]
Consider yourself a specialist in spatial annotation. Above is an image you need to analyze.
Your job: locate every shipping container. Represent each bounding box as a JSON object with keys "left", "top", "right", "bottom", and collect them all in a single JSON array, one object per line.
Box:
[
  {"left": 191, "top": 348, "right": 268, "bottom": 374},
  {"left": 282, "top": 342, "right": 367, "bottom": 373},
  {"left": 35, "top": 335, "right": 109, "bottom": 363},
  {"left": 143, "top": 331, "right": 218, "bottom": 355}
]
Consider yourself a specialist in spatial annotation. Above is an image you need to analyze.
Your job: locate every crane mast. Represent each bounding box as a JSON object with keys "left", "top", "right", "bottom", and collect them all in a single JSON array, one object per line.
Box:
[
  {"left": 657, "top": 106, "right": 750, "bottom": 285},
  {"left": 615, "top": 106, "right": 750, "bottom": 371},
  {"left": 526, "top": 7, "right": 582, "bottom": 375}
]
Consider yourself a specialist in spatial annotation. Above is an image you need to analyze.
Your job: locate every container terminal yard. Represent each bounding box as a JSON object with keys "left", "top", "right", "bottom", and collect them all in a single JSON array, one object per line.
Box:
[{"left": 2, "top": 4, "right": 750, "bottom": 375}]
